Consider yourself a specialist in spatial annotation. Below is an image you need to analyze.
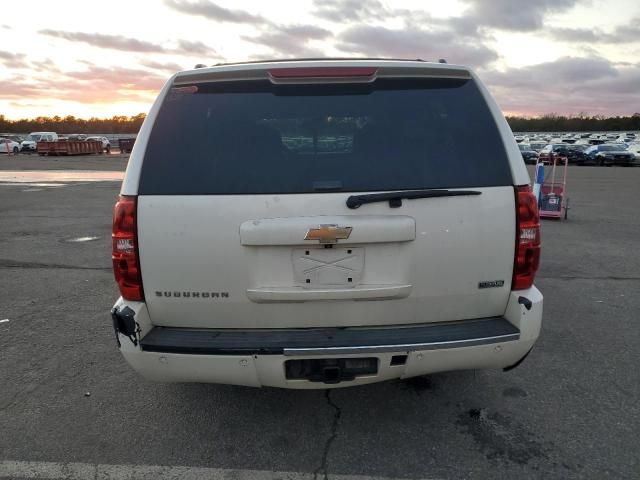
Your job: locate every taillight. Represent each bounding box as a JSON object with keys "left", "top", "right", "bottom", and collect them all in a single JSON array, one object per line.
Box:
[
  {"left": 512, "top": 185, "right": 541, "bottom": 290},
  {"left": 112, "top": 195, "right": 144, "bottom": 301}
]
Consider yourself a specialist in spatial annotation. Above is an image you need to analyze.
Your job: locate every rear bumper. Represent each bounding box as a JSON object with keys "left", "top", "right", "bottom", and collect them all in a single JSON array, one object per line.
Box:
[
  {"left": 139, "top": 317, "right": 520, "bottom": 356},
  {"left": 113, "top": 287, "right": 542, "bottom": 388}
]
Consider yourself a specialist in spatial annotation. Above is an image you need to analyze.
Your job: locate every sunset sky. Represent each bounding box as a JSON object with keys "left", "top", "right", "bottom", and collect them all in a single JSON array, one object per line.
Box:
[{"left": 1, "top": 0, "right": 639, "bottom": 119}]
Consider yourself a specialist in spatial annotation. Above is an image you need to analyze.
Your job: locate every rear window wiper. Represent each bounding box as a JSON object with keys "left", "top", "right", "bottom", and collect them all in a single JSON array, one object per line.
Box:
[{"left": 346, "top": 189, "right": 482, "bottom": 209}]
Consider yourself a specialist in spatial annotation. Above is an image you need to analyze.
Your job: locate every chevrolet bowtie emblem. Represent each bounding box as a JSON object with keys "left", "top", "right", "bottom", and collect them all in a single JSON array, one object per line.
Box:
[{"left": 304, "top": 224, "right": 353, "bottom": 244}]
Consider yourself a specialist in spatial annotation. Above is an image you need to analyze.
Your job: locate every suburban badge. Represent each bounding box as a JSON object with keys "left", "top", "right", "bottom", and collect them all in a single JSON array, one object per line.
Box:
[
  {"left": 155, "top": 291, "right": 229, "bottom": 298},
  {"left": 478, "top": 280, "right": 505, "bottom": 289}
]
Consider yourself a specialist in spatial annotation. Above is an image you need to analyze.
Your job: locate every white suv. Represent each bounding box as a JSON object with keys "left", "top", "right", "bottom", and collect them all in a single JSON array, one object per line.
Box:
[
  {"left": 111, "top": 59, "right": 542, "bottom": 388},
  {"left": 20, "top": 132, "right": 58, "bottom": 151}
]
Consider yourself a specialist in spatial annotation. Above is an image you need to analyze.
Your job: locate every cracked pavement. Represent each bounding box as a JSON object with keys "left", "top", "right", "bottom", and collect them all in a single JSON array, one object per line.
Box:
[
  {"left": 0, "top": 156, "right": 639, "bottom": 479},
  {"left": 314, "top": 391, "right": 342, "bottom": 480}
]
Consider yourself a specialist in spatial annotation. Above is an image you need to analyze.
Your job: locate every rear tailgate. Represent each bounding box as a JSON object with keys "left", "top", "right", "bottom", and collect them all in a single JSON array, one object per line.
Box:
[
  {"left": 136, "top": 65, "right": 516, "bottom": 329},
  {"left": 138, "top": 191, "right": 514, "bottom": 328}
]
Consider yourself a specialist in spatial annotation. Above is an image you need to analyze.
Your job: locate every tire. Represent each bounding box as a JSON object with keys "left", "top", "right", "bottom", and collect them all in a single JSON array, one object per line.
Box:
[
  {"left": 105, "top": 146, "right": 111, "bottom": 154},
  {"left": 564, "top": 198, "right": 569, "bottom": 220},
  {"left": 13, "top": 147, "right": 19, "bottom": 154}
]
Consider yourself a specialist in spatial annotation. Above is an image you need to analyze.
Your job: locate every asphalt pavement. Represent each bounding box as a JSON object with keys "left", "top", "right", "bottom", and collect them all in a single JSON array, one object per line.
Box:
[{"left": 0, "top": 155, "right": 638, "bottom": 479}]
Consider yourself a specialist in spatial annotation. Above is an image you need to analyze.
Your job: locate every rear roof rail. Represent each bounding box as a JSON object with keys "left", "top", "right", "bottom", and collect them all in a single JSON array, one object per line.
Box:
[{"left": 211, "top": 57, "right": 430, "bottom": 67}]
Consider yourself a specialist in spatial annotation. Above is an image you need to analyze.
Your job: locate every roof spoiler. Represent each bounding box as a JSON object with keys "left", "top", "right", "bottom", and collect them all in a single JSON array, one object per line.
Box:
[{"left": 174, "top": 63, "right": 471, "bottom": 86}]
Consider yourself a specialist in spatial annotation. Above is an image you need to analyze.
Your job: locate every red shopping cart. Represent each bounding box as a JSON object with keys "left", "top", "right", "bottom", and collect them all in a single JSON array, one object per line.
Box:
[{"left": 538, "top": 154, "right": 569, "bottom": 220}]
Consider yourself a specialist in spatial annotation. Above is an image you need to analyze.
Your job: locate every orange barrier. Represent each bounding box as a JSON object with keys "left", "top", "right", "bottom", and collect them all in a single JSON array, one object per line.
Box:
[{"left": 37, "top": 141, "right": 103, "bottom": 156}]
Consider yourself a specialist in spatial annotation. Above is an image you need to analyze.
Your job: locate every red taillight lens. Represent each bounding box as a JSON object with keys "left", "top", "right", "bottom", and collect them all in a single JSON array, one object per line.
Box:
[
  {"left": 112, "top": 195, "right": 144, "bottom": 301},
  {"left": 512, "top": 185, "right": 541, "bottom": 290}
]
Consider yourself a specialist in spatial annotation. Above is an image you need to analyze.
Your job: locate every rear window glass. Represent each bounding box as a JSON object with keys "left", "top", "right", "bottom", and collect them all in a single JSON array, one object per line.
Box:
[{"left": 140, "top": 78, "right": 512, "bottom": 194}]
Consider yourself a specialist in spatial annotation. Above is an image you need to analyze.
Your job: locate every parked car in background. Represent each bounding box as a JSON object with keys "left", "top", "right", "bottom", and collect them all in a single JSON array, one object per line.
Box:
[
  {"left": 0, "top": 134, "right": 24, "bottom": 143},
  {"left": 539, "top": 143, "right": 591, "bottom": 165},
  {"left": 626, "top": 142, "right": 640, "bottom": 162},
  {"left": 528, "top": 142, "right": 547, "bottom": 152},
  {"left": 518, "top": 143, "right": 539, "bottom": 164},
  {"left": 0, "top": 138, "right": 20, "bottom": 154},
  {"left": 86, "top": 136, "right": 111, "bottom": 153},
  {"left": 20, "top": 132, "right": 58, "bottom": 152},
  {"left": 564, "top": 144, "right": 591, "bottom": 164},
  {"left": 585, "top": 144, "right": 635, "bottom": 166},
  {"left": 66, "top": 134, "right": 88, "bottom": 141}
]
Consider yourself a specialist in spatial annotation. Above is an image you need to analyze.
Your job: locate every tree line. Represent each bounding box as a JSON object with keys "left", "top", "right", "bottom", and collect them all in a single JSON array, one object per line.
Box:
[
  {"left": 0, "top": 114, "right": 147, "bottom": 134},
  {"left": 505, "top": 113, "right": 640, "bottom": 132},
  {"left": 1, "top": 112, "right": 639, "bottom": 134}
]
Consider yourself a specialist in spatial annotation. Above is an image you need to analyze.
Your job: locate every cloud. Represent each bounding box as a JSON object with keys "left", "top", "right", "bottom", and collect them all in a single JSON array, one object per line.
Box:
[
  {"left": 164, "top": 0, "right": 268, "bottom": 25},
  {"left": 140, "top": 60, "right": 185, "bottom": 72},
  {"left": 9, "top": 101, "right": 53, "bottom": 109},
  {"left": 311, "top": 0, "right": 581, "bottom": 36},
  {"left": 615, "top": 18, "right": 640, "bottom": 43},
  {"left": 462, "top": 0, "right": 578, "bottom": 31},
  {"left": 549, "top": 27, "right": 600, "bottom": 43},
  {"left": 312, "top": 0, "right": 388, "bottom": 22},
  {"left": 39, "top": 29, "right": 218, "bottom": 56},
  {"left": 31, "top": 58, "right": 56, "bottom": 67},
  {"left": 243, "top": 33, "right": 324, "bottom": 58},
  {"left": 40, "top": 30, "right": 167, "bottom": 53},
  {"left": 175, "top": 39, "right": 219, "bottom": 57},
  {"left": 280, "top": 25, "right": 333, "bottom": 41},
  {"left": 63, "top": 65, "right": 166, "bottom": 91},
  {"left": 482, "top": 57, "right": 640, "bottom": 115},
  {"left": 337, "top": 25, "right": 498, "bottom": 67},
  {"left": 0, "top": 65, "right": 165, "bottom": 104},
  {"left": 242, "top": 24, "right": 332, "bottom": 57},
  {"left": 550, "top": 17, "right": 640, "bottom": 44},
  {"left": 0, "top": 79, "right": 45, "bottom": 99},
  {"left": 0, "top": 50, "right": 28, "bottom": 69},
  {"left": 485, "top": 56, "right": 618, "bottom": 86},
  {"left": 30, "top": 58, "right": 61, "bottom": 73}
]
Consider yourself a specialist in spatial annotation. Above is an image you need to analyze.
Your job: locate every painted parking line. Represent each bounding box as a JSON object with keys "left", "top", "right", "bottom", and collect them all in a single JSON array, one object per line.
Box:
[
  {"left": 0, "top": 183, "right": 66, "bottom": 187},
  {"left": 0, "top": 461, "right": 438, "bottom": 480},
  {"left": 0, "top": 170, "right": 124, "bottom": 183}
]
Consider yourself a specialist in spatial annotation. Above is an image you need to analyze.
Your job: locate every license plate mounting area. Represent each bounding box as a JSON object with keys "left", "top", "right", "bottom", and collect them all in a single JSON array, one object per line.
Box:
[{"left": 292, "top": 247, "right": 364, "bottom": 288}]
